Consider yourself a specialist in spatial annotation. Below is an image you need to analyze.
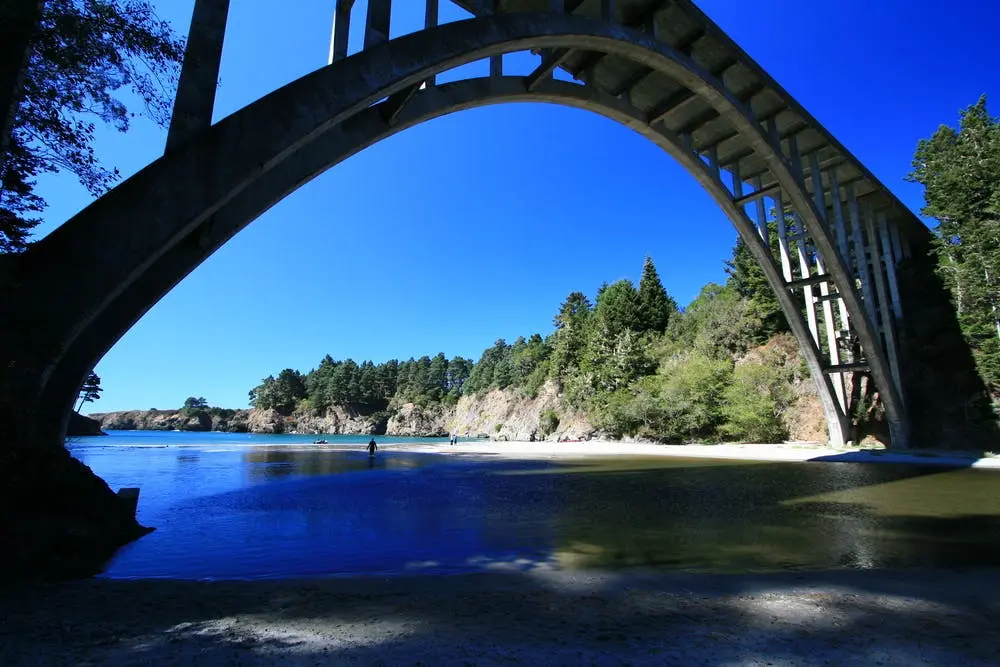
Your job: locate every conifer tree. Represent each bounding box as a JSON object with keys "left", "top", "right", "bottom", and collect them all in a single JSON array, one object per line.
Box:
[
  {"left": 908, "top": 96, "right": 1000, "bottom": 386},
  {"left": 637, "top": 256, "right": 677, "bottom": 333}
]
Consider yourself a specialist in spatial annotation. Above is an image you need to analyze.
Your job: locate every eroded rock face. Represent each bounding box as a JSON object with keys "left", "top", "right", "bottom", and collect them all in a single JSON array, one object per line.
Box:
[
  {"left": 386, "top": 403, "right": 449, "bottom": 437},
  {"left": 448, "top": 381, "right": 593, "bottom": 441},
  {"left": 245, "top": 408, "right": 284, "bottom": 434},
  {"left": 0, "top": 444, "right": 151, "bottom": 582},
  {"left": 292, "top": 406, "right": 385, "bottom": 435},
  {"left": 92, "top": 409, "right": 252, "bottom": 433}
]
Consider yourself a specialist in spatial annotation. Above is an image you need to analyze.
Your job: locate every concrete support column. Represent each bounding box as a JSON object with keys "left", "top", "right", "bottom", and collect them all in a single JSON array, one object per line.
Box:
[
  {"left": 166, "top": 0, "right": 230, "bottom": 153},
  {"left": 328, "top": 0, "right": 355, "bottom": 64},
  {"left": 479, "top": 0, "right": 503, "bottom": 75},
  {"left": 424, "top": 0, "right": 438, "bottom": 85},
  {"left": 774, "top": 192, "right": 794, "bottom": 282},
  {"left": 752, "top": 178, "right": 769, "bottom": 245},
  {"left": 364, "top": 0, "right": 391, "bottom": 49},
  {"left": 846, "top": 183, "right": 878, "bottom": 326},
  {"left": 864, "top": 205, "right": 905, "bottom": 407},
  {"left": 0, "top": 0, "right": 42, "bottom": 162}
]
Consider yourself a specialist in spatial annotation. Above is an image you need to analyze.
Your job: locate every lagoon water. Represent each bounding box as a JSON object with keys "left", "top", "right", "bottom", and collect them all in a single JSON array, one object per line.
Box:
[{"left": 69, "top": 431, "right": 1000, "bottom": 579}]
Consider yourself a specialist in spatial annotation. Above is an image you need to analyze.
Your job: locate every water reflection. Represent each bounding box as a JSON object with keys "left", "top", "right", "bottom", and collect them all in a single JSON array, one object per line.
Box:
[
  {"left": 76, "top": 441, "right": 1000, "bottom": 579},
  {"left": 245, "top": 448, "right": 433, "bottom": 479}
]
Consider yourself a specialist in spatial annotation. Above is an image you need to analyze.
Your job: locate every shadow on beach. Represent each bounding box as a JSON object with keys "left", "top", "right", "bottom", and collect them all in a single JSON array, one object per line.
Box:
[{"left": 3, "top": 560, "right": 1000, "bottom": 665}]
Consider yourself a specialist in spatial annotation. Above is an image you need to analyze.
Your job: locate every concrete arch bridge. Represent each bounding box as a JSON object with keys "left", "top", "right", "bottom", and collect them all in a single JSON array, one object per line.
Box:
[{"left": 0, "top": 0, "right": 990, "bottom": 452}]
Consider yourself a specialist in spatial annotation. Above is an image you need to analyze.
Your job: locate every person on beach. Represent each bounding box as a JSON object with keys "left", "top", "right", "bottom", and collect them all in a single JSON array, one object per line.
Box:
[{"left": 367, "top": 438, "right": 378, "bottom": 456}]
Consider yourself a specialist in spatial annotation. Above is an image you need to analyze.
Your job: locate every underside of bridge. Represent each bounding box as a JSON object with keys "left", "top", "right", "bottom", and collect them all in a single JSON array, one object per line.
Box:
[{"left": 0, "top": 0, "right": 995, "bottom": 578}]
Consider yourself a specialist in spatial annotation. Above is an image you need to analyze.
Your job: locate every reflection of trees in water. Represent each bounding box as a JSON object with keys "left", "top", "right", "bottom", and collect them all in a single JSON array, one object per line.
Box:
[
  {"left": 228, "top": 453, "right": 1000, "bottom": 574},
  {"left": 244, "top": 448, "right": 428, "bottom": 480},
  {"left": 544, "top": 461, "right": 991, "bottom": 572}
]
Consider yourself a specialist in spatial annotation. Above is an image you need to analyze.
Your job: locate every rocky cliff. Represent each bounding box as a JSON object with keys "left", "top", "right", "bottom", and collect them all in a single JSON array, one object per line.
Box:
[
  {"left": 88, "top": 389, "right": 591, "bottom": 440},
  {"left": 91, "top": 409, "right": 251, "bottom": 433},
  {"left": 448, "top": 381, "right": 593, "bottom": 441},
  {"left": 246, "top": 406, "right": 385, "bottom": 435}
]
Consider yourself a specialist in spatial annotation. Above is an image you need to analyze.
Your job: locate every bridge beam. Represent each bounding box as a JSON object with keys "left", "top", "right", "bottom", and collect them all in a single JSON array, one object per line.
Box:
[
  {"left": 328, "top": 0, "right": 356, "bottom": 64},
  {"left": 365, "top": 0, "right": 392, "bottom": 48},
  {"left": 166, "top": 0, "right": 230, "bottom": 153}
]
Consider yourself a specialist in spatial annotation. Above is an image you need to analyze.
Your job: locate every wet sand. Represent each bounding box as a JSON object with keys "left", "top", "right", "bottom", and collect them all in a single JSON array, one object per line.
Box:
[{"left": 3, "top": 568, "right": 999, "bottom": 665}]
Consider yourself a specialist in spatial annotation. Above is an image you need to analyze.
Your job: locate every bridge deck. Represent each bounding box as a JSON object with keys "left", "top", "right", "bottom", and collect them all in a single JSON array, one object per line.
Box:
[{"left": 450, "top": 0, "right": 921, "bottom": 239}]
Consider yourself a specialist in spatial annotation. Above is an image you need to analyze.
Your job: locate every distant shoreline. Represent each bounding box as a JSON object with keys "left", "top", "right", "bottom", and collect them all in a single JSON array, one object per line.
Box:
[{"left": 82, "top": 432, "right": 1000, "bottom": 470}]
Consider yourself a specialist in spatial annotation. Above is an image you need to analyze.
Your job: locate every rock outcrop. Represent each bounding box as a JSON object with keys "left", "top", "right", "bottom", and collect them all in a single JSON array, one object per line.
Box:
[
  {"left": 386, "top": 403, "right": 450, "bottom": 437},
  {"left": 245, "top": 408, "right": 284, "bottom": 434},
  {"left": 66, "top": 411, "right": 106, "bottom": 436},
  {"left": 0, "top": 443, "right": 151, "bottom": 582},
  {"left": 92, "top": 409, "right": 250, "bottom": 433},
  {"left": 291, "top": 406, "right": 386, "bottom": 435},
  {"left": 448, "top": 381, "right": 592, "bottom": 441}
]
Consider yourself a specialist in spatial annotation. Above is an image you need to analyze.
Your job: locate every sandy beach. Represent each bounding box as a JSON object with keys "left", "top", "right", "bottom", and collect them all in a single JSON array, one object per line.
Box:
[
  {"left": 391, "top": 439, "right": 1000, "bottom": 469},
  {"left": 3, "top": 568, "right": 1000, "bottom": 665}
]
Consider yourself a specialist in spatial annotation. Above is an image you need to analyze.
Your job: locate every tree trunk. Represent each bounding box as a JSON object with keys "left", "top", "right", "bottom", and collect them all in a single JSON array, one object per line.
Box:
[{"left": 0, "top": 0, "right": 42, "bottom": 163}]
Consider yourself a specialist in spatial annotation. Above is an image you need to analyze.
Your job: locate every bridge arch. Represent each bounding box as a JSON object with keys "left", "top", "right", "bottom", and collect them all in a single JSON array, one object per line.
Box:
[{"left": 4, "top": 10, "right": 925, "bottom": 447}]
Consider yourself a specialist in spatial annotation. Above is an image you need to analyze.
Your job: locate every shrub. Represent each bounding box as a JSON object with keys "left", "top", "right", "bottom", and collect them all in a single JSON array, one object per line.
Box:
[
  {"left": 721, "top": 358, "right": 793, "bottom": 443},
  {"left": 539, "top": 409, "right": 560, "bottom": 436},
  {"left": 652, "top": 352, "right": 733, "bottom": 442}
]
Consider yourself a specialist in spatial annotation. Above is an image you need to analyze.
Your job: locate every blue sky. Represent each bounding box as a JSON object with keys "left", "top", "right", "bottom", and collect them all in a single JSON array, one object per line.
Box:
[{"left": 35, "top": 0, "right": 999, "bottom": 412}]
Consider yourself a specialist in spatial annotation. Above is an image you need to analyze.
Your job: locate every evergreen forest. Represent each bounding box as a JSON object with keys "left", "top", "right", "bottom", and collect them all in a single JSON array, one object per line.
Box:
[{"left": 249, "top": 252, "right": 811, "bottom": 443}]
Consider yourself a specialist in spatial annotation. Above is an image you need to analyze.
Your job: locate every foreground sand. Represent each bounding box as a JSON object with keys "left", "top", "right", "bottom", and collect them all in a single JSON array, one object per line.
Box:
[
  {"left": 2, "top": 568, "right": 999, "bottom": 665},
  {"left": 392, "top": 439, "right": 1000, "bottom": 469}
]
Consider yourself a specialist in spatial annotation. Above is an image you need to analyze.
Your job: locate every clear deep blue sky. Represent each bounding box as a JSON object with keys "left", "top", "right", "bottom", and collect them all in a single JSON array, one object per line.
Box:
[{"left": 34, "top": 0, "right": 999, "bottom": 412}]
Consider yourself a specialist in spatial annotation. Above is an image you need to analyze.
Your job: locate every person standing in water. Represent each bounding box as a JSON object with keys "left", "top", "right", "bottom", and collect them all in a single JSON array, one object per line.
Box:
[{"left": 367, "top": 438, "right": 378, "bottom": 456}]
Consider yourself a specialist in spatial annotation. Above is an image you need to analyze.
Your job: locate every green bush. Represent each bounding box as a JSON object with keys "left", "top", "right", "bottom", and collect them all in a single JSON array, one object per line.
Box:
[
  {"left": 539, "top": 409, "right": 560, "bottom": 436},
  {"left": 652, "top": 352, "right": 733, "bottom": 442},
  {"left": 592, "top": 389, "right": 641, "bottom": 439},
  {"left": 721, "top": 358, "right": 793, "bottom": 443}
]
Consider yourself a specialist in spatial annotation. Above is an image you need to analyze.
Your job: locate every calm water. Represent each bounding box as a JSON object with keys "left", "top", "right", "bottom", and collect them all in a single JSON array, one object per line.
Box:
[{"left": 68, "top": 431, "right": 1000, "bottom": 579}]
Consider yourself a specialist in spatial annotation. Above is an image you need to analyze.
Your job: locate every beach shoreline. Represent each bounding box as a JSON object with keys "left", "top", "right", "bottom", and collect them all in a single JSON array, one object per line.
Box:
[{"left": 386, "top": 439, "right": 1000, "bottom": 469}]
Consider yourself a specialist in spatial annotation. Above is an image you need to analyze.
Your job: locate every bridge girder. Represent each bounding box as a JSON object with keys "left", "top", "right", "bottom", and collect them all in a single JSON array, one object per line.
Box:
[{"left": 3, "top": 10, "right": 925, "bottom": 447}]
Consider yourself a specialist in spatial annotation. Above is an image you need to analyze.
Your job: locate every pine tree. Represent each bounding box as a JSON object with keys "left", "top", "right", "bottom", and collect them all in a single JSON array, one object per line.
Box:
[
  {"left": 637, "top": 256, "right": 677, "bottom": 333},
  {"left": 75, "top": 371, "right": 102, "bottom": 412},
  {"left": 908, "top": 96, "right": 1000, "bottom": 386},
  {"left": 724, "top": 233, "right": 788, "bottom": 341},
  {"left": 594, "top": 279, "right": 642, "bottom": 337},
  {"left": 550, "top": 292, "right": 592, "bottom": 378}
]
